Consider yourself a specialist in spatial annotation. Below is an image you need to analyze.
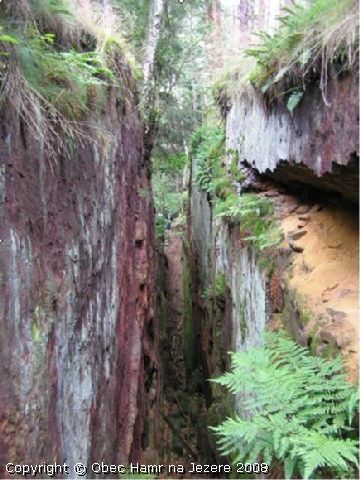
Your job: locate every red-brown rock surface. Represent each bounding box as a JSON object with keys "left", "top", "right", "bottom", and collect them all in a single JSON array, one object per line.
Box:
[{"left": 0, "top": 86, "right": 157, "bottom": 473}]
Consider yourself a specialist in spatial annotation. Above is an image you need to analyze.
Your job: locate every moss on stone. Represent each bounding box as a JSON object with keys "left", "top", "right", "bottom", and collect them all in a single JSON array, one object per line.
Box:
[
  {"left": 31, "top": 308, "right": 42, "bottom": 344},
  {"left": 207, "top": 389, "right": 233, "bottom": 430},
  {"left": 239, "top": 300, "right": 248, "bottom": 341},
  {"left": 182, "top": 241, "right": 197, "bottom": 378}
]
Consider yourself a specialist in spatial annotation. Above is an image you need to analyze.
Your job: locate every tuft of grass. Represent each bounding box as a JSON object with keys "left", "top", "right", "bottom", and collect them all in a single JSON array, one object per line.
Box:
[
  {"left": 72, "top": 0, "right": 139, "bottom": 78},
  {"left": 14, "top": 32, "right": 114, "bottom": 119},
  {"left": 0, "top": 0, "right": 139, "bottom": 157},
  {"left": 214, "top": 0, "right": 358, "bottom": 108},
  {"left": 212, "top": 55, "right": 256, "bottom": 112},
  {"left": 247, "top": 0, "right": 358, "bottom": 103}
]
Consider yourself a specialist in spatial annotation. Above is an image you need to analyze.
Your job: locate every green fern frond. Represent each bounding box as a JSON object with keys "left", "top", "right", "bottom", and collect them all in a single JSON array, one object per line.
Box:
[{"left": 211, "top": 331, "right": 359, "bottom": 479}]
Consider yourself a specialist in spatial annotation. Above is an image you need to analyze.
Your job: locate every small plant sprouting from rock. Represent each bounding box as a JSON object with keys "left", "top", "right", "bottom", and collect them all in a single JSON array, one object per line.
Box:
[
  {"left": 192, "top": 123, "right": 283, "bottom": 252},
  {"left": 201, "top": 273, "right": 227, "bottom": 303},
  {"left": 215, "top": 193, "right": 283, "bottom": 252}
]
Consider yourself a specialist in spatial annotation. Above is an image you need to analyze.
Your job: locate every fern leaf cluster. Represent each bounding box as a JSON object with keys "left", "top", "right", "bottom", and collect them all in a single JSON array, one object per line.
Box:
[
  {"left": 245, "top": 0, "right": 358, "bottom": 104},
  {"left": 215, "top": 193, "right": 283, "bottom": 251},
  {"left": 192, "top": 123, "right": 283, "bottom": 252},
  {"left": 211, "top": 331, "right": 359, "bottom": 479},
  {"left": 193, "top": 124, "right": 225, "bottom": 194}
]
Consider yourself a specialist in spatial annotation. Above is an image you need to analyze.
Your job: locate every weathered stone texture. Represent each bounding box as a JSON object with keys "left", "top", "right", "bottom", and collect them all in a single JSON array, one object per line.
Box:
[
  {"left": 0, "top": 87, "right": 157, "bottom": 474},
  {"left": 226, "top": 73, "right": 359, "bottom": 201},
  {"left": 215, "top": 223, "right": 266, "bottom": 352}
]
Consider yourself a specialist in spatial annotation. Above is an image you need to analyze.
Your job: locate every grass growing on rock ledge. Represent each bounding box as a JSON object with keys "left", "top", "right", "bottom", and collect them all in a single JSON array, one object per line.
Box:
[
  {"left": 0, "top": 0, "right": 138, "bottom": 155},
  {"left": 214, "top": 0, "right": 359, "bottom": 109}
]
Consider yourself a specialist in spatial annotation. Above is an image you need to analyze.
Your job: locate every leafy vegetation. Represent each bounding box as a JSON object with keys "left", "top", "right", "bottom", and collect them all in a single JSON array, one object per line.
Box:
[
  {"left": 151, "top": 0, "right": 209, "bottom": 162},
  {"left": 143, "top": 1, "right": 212, "bottom": 247},
  {"left": 192, "top": 122, "right": 282, "bottom": 252},
  {"left": 215, "top": 193, "right": 283, "bottom": 252},
  {"left": 214, "top": 0, "right": 358, "bottom": 109},
  {"left": 0, "top": 2, "right": 124, "bottom": 117},
  {"left": 14, "top": 32, "right": 114, "bottom": 119},
  {"left": 0, "top": 0, "right": 138, "bottom": 157},
  {"left": 193, "top": 123, "right": 226, "bottom": 194},
  {"left": 153, "top": 165, "right": 188, "bottom": 242},
  {"left": 212, "top": 331, "right": 359, "bottom": 479},
  {"left": 246, "top": 0, "right": 358, "bottom": 99},
  {"left": 201, "top": 273, "right": 226, "bottom": 302},
  {"left": 193, "top": 124, "right": 246, "bottom": 200},
  {"left": 113, "top": 0, "right": 150, "bottom": 59}
]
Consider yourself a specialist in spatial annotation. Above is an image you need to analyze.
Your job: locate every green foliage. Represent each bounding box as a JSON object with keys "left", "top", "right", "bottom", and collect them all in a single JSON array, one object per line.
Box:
[
  {"left": 215, "top": 193, "right": 283, "bottom": 252},
  {"left": 15, "top": 31, "right": 114, "bottom": 118},
  {"left": 151, "top": 1, "right": 210, "bottom": 162},
  {"left": 0, "top": 31, "right": 19, "bottom": 45},
  {"left": 203, "top": 273, "right": 227, "bottom": 301},
  {"left": 246, "top": 0, "right": 358, "bottom": 103},
  {"left": 153, "top": 170, "right": 187, "bottom": 242},
  {"left": 214, "top": 273, "right": 226, "bottom": 300},
  {"left": 201, "top": 272, "right": 226, "bottom": 301},
  {"left": 287, "top": 90, "right": 304, "bottom": 115},
  {"left": 153, "top": 152, "right": 188, "bottom": 175},
  {"left": 195, "top": 159, "right": 213, "bottom": 193},
  {"left": 211, "top": 331, "right": 359, "bottom": 479},
  {"left": 201, "top": 273, "right": 226, "bottom": 305},
  {"left": 193, "top": 124, "right": 225, "bottom": 193},
  {"left": 228, "top": 150, "right": 245, "bottom": 183},
  {"left": 29, "top": 0, "right": 72, "bottom": 17},
  {"left": 201, "top": 285, "right": 213, "bottom": 301},
  {"left": 112, "top": 0, "right": 150, "bottom": 58},
  {"left": 146, "top": 1, "right": 211, "bottom": 235},
  {"left": 0, "top": 1, "right": 137, "bottom": 125},
  {"left": 214, "top": 0, "right": 358, "bottom": 110},
  {"left": 192, "top": 122, "right": 283, "bottom": 252}
]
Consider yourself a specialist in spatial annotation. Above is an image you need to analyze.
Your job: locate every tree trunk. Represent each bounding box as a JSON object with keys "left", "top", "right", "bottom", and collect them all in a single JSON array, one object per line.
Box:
[{"left": 143, "top": 0, "right": 165, "bottom": 90}]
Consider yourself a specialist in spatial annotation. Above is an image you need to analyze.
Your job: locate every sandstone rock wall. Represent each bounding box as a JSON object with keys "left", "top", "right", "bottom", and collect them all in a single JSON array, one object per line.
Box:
[
  {"left": 226, "top": 74, "right": 359, "bottom": 202},
  {"left": 190, "top": 0, "right": 359, "bottom": 411},
  {"left": 0, "top": 86, "right": 157, "bottom": 472},
  {"left": 216, "top": 224, "right": 266, "bottom": 353}
]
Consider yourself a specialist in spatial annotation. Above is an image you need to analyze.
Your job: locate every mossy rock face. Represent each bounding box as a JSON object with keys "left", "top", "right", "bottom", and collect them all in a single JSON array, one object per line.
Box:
[
  {"left": 239, "top": 300, "right": 248, "bottom": 341},
  {"left": 182, "top": 247, "right": 197, "bottom": 377},
  {"left": 214, "top": 272, "right": 226, "bottom": 301},
  {"left": 31, "top": 308, "right": 42, "bottom": 344},
  {"left": 207, "top": 392, "right": 233, "bottom": 429},
  {"left": 276, "top": 289, "right": 341, "bottom": 362}
]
